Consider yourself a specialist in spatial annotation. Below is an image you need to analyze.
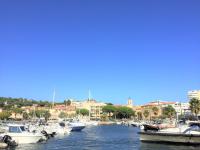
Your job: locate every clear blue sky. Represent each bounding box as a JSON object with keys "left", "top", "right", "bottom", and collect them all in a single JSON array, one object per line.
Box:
[{"left": 0, "top": 0, "right": 200, "bottom": 105}]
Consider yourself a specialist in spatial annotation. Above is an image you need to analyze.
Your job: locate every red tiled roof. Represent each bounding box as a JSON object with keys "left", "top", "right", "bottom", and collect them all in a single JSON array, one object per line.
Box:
[{"left": 142, "top": 101, "right": 176, "bottom": 107}]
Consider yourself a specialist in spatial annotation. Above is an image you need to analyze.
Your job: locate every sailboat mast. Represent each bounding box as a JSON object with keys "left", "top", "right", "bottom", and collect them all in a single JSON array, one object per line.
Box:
[
  {"left": 52, "top": 89, "right": 55, "bottom": 108},
  {"left": 88, "top": 89, "right": 91, "bottom": 120},
  {"left": 88, "top": 89, "right": 91, "bottom": 101}
]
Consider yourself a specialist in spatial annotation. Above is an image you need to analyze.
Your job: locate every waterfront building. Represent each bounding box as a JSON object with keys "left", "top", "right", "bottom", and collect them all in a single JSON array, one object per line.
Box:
[
  {"left": 71, "top": 99, "right": 106, "bottom": 120},
  {"left": 49, "top": 104, "right": 76, "bottom": 120},
  {"left": 170, "top": 102, "right": 190, "bottom": 115},
  {"left": 141, "top": 101, "right": 190, "bottom": 119},
  {"left": 188, "top": 90, "right": 200, "bottom": 100}
]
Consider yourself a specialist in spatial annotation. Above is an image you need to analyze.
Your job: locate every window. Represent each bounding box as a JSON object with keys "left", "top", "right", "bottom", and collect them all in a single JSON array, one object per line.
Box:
[
  {"left": 20, "top": 126, "right": 25, "bottom": 131},
  {"left": 9, "top": 126, "right": 22, "bottom": 133}
]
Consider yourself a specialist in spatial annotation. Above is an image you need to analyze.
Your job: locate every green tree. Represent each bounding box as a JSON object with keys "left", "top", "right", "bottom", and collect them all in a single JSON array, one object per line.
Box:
[
  {"left": 30, "top": 110, "right": 51, "bottom": 121},
  {"left": 143, "top": 110, "right": 150, "bottom": 119},
  {"left": 116, "top": 106, "right": 135, "bottom": 119},
  {"left": 137, "top": 111, "right": 143, "bottom": 120},
  {"left": 64, "top": 99, "right": 71, "bottom": 106},
  {"left": 105, "top": 103, "right": 113, "bottom": 105},
  {"left": 43, "top": 111, "right": 51, "bottom": 121},
  {"left": 102, "top": 105, "right": 117, "bottom": 118},
  {"left": 152, "top": 106, "right": 159, "bottom": 116},
  {"left": 189, "top": 98, "right": 200, "bottom": 119},
  {"left": 162, "top": 105, "right": 176, "bottom": 120},
  {"left": 22, "top": 112, "right": 29, "bottom": 120},
  {"left": 76, "top": 109, "right": 89, "bottom": 116},
  {"left": 59, "top": 112, "right": 68, "bottom": 118},
  {"left": 0, "top": 111, "right": 11, "bottom": 120},
  {"left": 101, "top": 113, "right": 108, "bottom": 121}
]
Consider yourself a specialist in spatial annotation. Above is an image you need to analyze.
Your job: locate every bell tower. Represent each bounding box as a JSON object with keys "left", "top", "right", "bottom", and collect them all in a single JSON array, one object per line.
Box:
[{"left": 127, "top": 97, "right": 133, "bottom": 107}]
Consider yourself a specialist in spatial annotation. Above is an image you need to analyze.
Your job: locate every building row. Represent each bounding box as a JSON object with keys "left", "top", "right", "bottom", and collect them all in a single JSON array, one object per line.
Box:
[{"left": 1, "top": 90, "right": 199, "bottom": 120}]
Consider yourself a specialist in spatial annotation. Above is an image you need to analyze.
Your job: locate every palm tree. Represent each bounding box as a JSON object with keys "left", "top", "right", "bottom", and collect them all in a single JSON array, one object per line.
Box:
[
  {"left": 137, "top": 111, "right": 143, "bottom": 120},
  {"left": 143, "top": 110, "right": 149, "bottom": 120},
  {"left": 22, "top": 112, "right": 29, "bottom": 120},
  {"left": 64, "top": 99, "right": 71, "bottom": 106},
  {"left": 152, "top": 106, "right": 159, "bottom": 116},
  {"left": 189, "top": 98, "right": 200, "bottom": 119},
  {"left": 162, "top": 105, "right": 176, "bottom": 120}
]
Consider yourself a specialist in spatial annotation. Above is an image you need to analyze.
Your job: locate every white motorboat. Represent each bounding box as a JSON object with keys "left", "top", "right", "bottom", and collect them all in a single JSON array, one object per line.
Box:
[
  {"left": 139, "top": 123, "right": 200, "bottom": 145},
  {"left": 83, "top": 120, "right": 99, "bottom": 126},
  {"left": 52, "top": 123, "right": 71, "bottom": 135},
  {"left": 68, "top": 122, "right": 85, "bottom": 131},
  {"left": 2, "top": 124, "right": 43, "bottom": 144}
]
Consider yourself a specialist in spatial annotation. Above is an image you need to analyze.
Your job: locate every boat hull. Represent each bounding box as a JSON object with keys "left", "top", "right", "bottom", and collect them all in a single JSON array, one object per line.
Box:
[
  {"left": 71, "top": 126, "right": 85, "bottom": 131},
  {"left": 7, "top": 134, "right": 42, "bottom": 144},
  {"left": 139, "top": 131, "right": 200, "bottom": 145}
]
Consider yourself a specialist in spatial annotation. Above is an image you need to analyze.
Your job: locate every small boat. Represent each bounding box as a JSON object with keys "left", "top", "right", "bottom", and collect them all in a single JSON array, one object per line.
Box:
[
  {"left": 139, "top": 124, "right": 200, "bottom": 145},
  {"left": 68, "top": 122, "right": 85, "bottom": 131},
  {"left": 142, "top": 124, "right": 159, "bottom": 131},
  {"left": 55, "top": 122, "right": 71, "bottom": 135},
  {"left": 131, "top": 122, "right": 141, "bottom": 127},
  {"left": 2, "top": 124, "right": 43, "bottom": 144}
]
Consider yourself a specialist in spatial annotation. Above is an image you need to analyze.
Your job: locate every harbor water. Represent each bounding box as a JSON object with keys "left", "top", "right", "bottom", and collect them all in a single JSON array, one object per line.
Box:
[{"left": 11, "top": 125, "right": 200, "bottom": 150}]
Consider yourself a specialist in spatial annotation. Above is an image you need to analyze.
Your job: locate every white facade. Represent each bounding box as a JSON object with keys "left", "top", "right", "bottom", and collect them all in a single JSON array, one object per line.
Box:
[
  {"left": 188, "top": 90, "right": 200, "bottom": 100},
  {"left": 71, "top": 99, "right": 106, "bottom": 120},
  {"left": 172, "top": 102, "right": 190, "bottom": 115}
]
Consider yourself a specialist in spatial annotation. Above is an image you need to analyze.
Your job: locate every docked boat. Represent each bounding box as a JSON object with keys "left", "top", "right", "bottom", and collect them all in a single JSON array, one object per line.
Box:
[
  {"left": 131, "top": 122, "right": 141, "bottom": 127},
  {"left": 139, "top": 123, "right": 200, "bottom": 145},
  {"left": 68, "top": 122, "right": 85, "bottom": 131},
  {"left": 2, "top": 124, "right": 43, "bottom": 144},
  {"left": 55, "top": 122, "right": 72, "bottom": 135}
]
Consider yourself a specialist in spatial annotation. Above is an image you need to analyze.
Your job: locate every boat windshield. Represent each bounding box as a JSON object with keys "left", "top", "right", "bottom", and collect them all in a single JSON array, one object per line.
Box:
[
  {"left": 20, "top": 126, "right": 26, "bottom": 131},
  {"left": 9, "top": 126, "right": 22, "bottom": 133}
]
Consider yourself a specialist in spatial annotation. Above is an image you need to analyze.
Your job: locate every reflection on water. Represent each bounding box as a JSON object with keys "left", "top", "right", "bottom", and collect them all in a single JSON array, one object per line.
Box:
[{"left": 7, "top": 125, "right": 200, "bottom": 150}]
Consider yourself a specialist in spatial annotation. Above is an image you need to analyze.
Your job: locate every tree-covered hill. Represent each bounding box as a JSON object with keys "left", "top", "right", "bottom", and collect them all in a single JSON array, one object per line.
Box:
[{"left": 0, "top": 97, "right": 51, "bottom": 108}]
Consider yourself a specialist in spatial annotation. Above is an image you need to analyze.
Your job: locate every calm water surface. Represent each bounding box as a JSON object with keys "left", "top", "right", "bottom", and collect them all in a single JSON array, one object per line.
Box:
[{"left": 10, "top": 125, "right": 200, "bottom": 150}]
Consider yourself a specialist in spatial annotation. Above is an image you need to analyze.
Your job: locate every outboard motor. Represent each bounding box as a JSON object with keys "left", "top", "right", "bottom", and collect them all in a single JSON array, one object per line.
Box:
[{"left": 2, "top": 135, "right": 18, "bottom": 147}]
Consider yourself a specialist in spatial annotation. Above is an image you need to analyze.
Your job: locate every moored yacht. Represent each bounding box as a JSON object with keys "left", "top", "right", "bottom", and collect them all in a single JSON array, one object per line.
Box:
[
  {"left": 139, "top": 123, "right": 200, "bottom": 145},
  {"left": 2, "top": 124, "right": 43, "bottom": 144},
  {"left": 68, "top": 122, "right": 85, "bottom": 131}
]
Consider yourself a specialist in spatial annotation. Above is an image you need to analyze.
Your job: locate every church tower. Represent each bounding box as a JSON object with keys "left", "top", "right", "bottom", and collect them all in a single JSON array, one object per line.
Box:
[{"left": 127, "top": 97, "right": 133, "bottom": 108}]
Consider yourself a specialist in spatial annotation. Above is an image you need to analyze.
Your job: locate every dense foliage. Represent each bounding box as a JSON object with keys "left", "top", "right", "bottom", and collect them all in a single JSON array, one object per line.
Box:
[
  {"left": 59, "top": 112, "right": 68, "bottom": 118},
  {"left": 76, "top": 109, "right": 89, "bottom": 116},
  {"left": 0, "top": 97, "right": 51, "bottom": 109},
  {"left": 102, "top": 105, "right": 116, "bottom": 116},
  {"left": 0, "top": 111, "right": 11, "bottom": 120},
  {"left": 189, "top": 98, "right": 200, "bottom": 117},
  {"left": 64, "top": 99, "right": 71, "bottom": 106},
  {"left": 102, "top": 105, "right": 135, "bottom": 119},
  {"left": 152, "top": 106, "right": 159, "bottom": 116},
  {"left": 29, "top": 110, "right": 51, "bottom": 121},
  {"left": 162, "top": 105, "right": 176, "bottom": 119},
  {"left": 143, "top": 110, "right": 150, "bottom": 119}
]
